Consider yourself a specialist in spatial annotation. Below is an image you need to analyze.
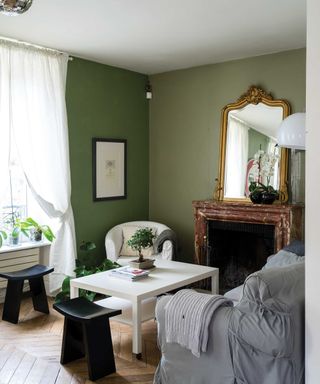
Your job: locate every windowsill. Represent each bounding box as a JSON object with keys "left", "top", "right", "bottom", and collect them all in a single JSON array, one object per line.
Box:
[{"left": 0, "top": 241, "right": 51, "bottom": 254}]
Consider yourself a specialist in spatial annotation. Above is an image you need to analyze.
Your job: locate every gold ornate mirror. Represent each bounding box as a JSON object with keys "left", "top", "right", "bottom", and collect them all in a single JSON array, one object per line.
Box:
[{"left": 215, "top": 86, "right": 290, "bottom": 203}]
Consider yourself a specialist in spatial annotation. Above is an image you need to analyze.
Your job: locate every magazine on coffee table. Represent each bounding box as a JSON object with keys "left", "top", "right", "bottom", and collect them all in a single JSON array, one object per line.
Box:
[{"left": 110, "top": 266, "right": 150, "bottom": 281}]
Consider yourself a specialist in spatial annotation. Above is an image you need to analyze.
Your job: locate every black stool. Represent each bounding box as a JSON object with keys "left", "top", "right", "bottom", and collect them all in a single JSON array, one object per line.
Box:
[
  {"left": 0, "top": 264, "right": 54, "bottom": 324},
  {"left": 53, "top": 297, "right": 121, "bottom": 381}
]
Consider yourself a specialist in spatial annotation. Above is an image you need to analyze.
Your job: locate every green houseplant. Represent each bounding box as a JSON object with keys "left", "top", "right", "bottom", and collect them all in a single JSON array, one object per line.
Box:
[
  {"left": 0, "top": 230, "right": 7, "bottom": 248},
  {"left": 19, "top": 217, "right": 55, "bottom": 242},
  {"left": 55, "top": 241, "right": 120, "bottom": 303},
  {"left": 127, "top": 227, "right": 156, "bottom": 268},
  {"left": 2, "top": 205, "right": 22, "bottom": 246}
]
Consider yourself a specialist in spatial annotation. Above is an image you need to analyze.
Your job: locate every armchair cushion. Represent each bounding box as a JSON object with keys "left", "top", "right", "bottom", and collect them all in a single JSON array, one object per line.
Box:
[{"left": 119, "top": 225, "right": 156, "bottom": 257}]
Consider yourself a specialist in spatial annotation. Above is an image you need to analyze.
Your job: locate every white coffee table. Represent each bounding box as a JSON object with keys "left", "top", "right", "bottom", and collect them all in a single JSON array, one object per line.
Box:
[{"left": 70, "top": 259, "right": 219, "bottom": 357}]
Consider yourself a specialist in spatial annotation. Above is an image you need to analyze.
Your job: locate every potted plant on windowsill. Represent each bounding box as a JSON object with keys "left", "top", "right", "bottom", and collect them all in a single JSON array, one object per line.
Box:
[
  {"left": 19, "top": 217, "right": 55, "bottom": 243},
  {"left": 3, "top": 207, "right": 22, "bottom": 246},
  {"left": 0, "top": 230, "right": 7, "bottom": 248},
  {"left": 127, "top": 227, "right": 156, "bottom": 269}
]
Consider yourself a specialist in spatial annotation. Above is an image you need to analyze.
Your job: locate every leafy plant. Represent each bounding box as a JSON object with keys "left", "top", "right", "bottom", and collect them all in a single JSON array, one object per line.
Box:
[
  {"left": 0, "top": 230, "right": 7, "bottom": 248},
  {"left": 2, "top": 205, "right": 22, "bottom": 243},
  {"left": 55, "top": 241, "right": 120, "bottom": 303},
  {"left": 19, "top": 217, "right": 55, "bottom": 242},
  {"left": 127, "top": 227, "right": 156, "bottom": 262},
  {"left": 249, "top": 181, "right": 279, "bottom": 197}
]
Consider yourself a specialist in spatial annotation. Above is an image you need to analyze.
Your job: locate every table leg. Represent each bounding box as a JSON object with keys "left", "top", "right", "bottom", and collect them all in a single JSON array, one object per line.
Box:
[
  {"left": 70, "top": 285, "right": 79, "bottom": 299},
  {"left": 211, "top": 270, "right": 219, "bottom": 294},
  {"left": 131, "top": 298, "right": 142, "bottom": 358}
]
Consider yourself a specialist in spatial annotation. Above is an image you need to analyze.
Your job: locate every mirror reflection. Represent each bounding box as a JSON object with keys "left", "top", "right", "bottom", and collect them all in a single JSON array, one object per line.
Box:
[{"left": 224, "top": 103, "right": 283, "bottom": 199}]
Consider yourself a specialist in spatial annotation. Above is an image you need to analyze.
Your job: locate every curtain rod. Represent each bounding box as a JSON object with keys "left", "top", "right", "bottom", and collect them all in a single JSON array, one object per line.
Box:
[{"left": 0, "top": 36, "right": 73, "bottom": 61}]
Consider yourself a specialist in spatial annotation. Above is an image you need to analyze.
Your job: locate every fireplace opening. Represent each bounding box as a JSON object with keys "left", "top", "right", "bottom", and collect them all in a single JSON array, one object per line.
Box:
[{"left": 207, "top": 220, "right": 275, "bottom": 293}]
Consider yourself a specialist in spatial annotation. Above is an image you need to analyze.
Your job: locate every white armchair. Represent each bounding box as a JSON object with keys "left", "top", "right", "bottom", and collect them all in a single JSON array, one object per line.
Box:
[
  {"left": 105, "top": 221, "right": 174, "bottom": 266},
  {"left": 99, "top": 221, "right": 175, "bottom": 329}
]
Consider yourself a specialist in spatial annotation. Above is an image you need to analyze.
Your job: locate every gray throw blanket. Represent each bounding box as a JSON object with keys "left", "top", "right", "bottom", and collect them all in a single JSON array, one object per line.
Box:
[
  {"left": 153, "top": 229, "right": 178, "bottom": 260},
  {"left": 165, "top": 289, "right": 233, "bottom": 357}
]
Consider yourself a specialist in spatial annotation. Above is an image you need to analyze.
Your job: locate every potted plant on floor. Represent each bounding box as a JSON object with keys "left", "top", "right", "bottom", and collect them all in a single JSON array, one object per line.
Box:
[
  {"left": 55, "top": 241, "right": 120, "bottom": 303},
  {"left": 127, "top": 227, "right": 156, "bottom": 269}
]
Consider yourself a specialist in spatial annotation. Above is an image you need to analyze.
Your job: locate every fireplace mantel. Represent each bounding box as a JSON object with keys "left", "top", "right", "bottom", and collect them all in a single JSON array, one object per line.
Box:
[{"left": 192, "top": 200, "right": 304, "bottom": 266}]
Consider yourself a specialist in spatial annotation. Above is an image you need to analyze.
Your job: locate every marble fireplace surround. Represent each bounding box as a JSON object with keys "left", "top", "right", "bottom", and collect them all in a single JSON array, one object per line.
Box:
[{"left": 192, "top": 200, "right": 304, "bottom": 273}]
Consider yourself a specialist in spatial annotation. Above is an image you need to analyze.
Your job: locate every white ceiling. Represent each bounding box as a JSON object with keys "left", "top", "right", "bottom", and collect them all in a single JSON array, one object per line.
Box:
[{"left": 0, "top": 0, "right": 306, "bottom": 74}]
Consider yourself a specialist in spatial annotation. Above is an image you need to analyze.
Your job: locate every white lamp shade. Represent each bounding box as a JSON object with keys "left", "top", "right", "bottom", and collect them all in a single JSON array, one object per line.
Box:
[{"left": 277, "top": 112, "right": 306, "bottom": 150}]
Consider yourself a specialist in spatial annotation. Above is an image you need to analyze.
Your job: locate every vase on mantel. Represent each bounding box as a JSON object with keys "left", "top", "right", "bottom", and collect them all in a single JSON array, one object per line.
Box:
[
  {"left": 261, "top": 192, "right": 277, "bottom": 205},
  {"left": 249, "top": 191, "right": 277, "bottom": 205},
  {"left": 249, "top": 192, "right": 263, "bottom": 204}
]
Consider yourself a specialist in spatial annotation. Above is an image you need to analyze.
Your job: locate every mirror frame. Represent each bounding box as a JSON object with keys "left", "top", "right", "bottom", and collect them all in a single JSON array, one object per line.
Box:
[{"left": 215, "top": 86, "right": 291, "bottom": 203}]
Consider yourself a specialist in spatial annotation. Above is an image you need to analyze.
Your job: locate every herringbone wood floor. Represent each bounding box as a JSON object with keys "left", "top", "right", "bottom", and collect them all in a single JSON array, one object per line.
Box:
[{"left": 0, "top": 297, "right": 160, "bottom": 384}]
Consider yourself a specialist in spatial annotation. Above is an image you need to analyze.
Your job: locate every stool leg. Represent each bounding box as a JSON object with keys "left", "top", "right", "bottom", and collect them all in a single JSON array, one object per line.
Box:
[
  {"left": 2, "top": 279, "right": 24, "bottom": 324},
  {"left": 61, "top": 318, "right": 85, "bottom": 364},
  {"left": 83, "top": 317, "right": 116, "bottom": 381},
  {"left": 28, "top": 277, "right": 49, "bottom": 314}
]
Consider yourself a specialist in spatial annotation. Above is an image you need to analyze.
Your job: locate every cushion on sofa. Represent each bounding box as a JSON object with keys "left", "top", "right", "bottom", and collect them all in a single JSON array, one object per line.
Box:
[
  {"left": 224, "top": 284, "right": 244, "bottom": 305},
  {"left": 231, "top": 263, "right": 305, "bottom": 355},
  {"left": 262, "top": 249, "right": 305, "bottom": 270},
  {"left": 242, "top": 262, "right": 305, "bottom": 312},
  {"left": 283, "top": 240, "right": 305, "bottom": 256}
]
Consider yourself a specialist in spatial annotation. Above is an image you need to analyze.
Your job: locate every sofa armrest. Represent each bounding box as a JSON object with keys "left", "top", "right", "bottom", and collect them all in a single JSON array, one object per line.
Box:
[{"left": 155, "top": 295, "right": 234, "bottom": 384}]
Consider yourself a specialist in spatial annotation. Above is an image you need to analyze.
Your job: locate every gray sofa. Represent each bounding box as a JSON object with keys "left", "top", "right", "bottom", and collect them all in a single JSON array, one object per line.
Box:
[{"left": 154, "top": 253, "right": 305, "bottom": 384}]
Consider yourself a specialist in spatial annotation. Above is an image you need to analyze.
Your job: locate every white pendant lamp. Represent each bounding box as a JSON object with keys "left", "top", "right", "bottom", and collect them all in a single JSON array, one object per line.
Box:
[{"left": 277, "top": 112, "right": 306, "bottom": 150}]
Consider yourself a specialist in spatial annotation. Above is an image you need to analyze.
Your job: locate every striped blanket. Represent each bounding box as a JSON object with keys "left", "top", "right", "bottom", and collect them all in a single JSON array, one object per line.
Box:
[{"left": 164, "top": 289, "right": 233, "bottom": 357}]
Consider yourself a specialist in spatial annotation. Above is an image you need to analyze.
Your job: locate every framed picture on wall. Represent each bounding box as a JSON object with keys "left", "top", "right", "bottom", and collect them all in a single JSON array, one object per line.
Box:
[{"left": 92, "top": 138, "right": 127, "bottom": 201}]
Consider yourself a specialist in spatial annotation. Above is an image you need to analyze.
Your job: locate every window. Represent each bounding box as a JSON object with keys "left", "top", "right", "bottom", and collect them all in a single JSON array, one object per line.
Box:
[{"left": 1, "top": 140, "right": 55, "bottom": 244}]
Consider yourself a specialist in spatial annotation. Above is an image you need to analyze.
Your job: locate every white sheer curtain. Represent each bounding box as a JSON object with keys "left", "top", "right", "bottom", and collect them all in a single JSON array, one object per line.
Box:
[
  {"left": 224, "top": 116, "right": 249, "bottom": 198},
  {"left": 0, "top": 40, "right": 76, "bottom": 292},
  {"left": 267, "top": 138, "right": 279, "bottom": 189},
  {"left": 0, "top": 44, "right": 10, "bottom": 201}
]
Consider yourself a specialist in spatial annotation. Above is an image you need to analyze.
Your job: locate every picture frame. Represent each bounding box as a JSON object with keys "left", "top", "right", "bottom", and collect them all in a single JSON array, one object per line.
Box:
[{"left": 92, "top": 138, "right": 127, "bottom": 201}]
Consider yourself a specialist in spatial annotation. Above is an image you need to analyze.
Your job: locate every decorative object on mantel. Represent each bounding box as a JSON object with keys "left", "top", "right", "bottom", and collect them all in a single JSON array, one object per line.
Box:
[
  {"left": 215, "top": 85, "right": 290, "bottom": 203},
  {"left": 127, "top": 227, "right": 156, "bottom": 269},
  {"left": 0, "top": 0, "right": 33, "bottom": 15},
  {"left": 248, "top": 148, "right": 279, "bottom": 204}
]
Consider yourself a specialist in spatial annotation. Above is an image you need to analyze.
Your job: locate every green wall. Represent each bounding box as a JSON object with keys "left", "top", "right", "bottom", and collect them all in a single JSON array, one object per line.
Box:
[
  {"left": 66, "top": 58, "right": 149, "bottom": 266},
  {"left": 248, "top": 129, "right": 269, "bottom": 160},
  {"left": 149, "top": 49, "right": 306, "bottom": 262}
]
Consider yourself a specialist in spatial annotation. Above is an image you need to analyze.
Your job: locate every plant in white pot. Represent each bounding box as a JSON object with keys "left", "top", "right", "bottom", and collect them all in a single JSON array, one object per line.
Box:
[
  {"left": 3, "top": 206, "right": 21, "bottom": 246},
  {"left": 127, "top": 227, "right": 156, "bottom": 269}
]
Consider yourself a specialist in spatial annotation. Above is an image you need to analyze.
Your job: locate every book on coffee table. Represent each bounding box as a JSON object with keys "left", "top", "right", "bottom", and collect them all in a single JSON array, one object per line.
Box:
[{"left": 110, "top": 266, "right": 150, "bottom": 281}]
